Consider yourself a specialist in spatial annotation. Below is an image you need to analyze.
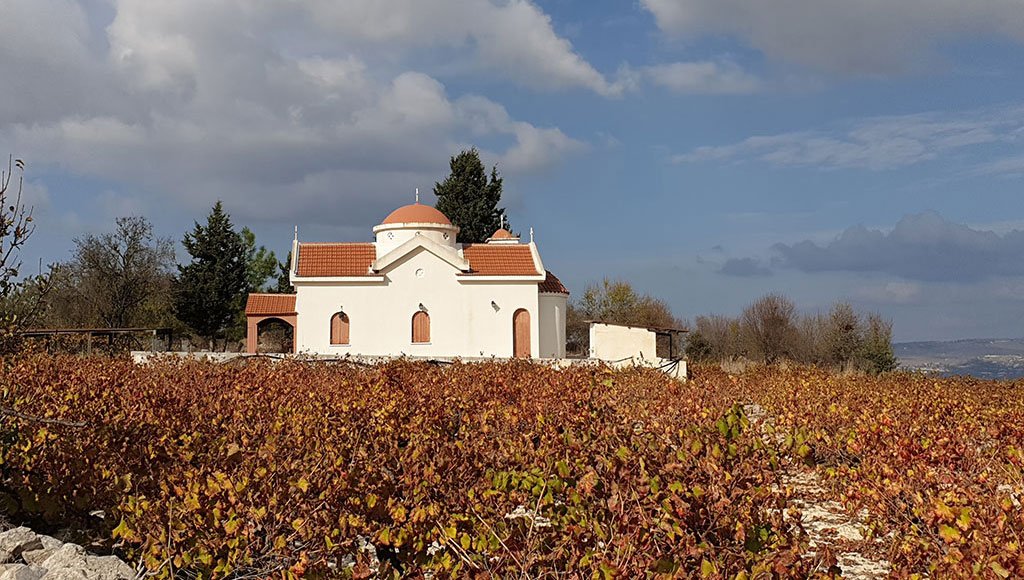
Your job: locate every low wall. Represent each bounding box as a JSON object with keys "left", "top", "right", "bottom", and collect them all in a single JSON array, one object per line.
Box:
[{"left": 130, "top": 351, "right": 687, "bottom": 381}]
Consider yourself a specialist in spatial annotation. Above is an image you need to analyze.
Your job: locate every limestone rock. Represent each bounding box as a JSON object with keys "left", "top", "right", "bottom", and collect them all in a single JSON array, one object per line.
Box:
[
  {"left": 0, "top": 564, "right": 44, "bottom": 580},
  {"left": 0, "top": 529, "right": 42, "bottom": 561},
  {"left": 22, "top": 537, "right": 62, "bottom": 568},
  {"left": 39, "top": 545, "right": 87, "bottom": 573},
  {"left": 38, "top": 570, "right": 87, "bottom": 580},
  {"left": 82, "top": 556, "right": 134, "bottom": 580}
]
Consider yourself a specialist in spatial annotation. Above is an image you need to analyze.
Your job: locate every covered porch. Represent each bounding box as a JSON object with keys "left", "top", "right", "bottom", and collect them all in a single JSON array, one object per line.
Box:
[{"left": 245, "top": 294, "right": 298, "bottom": 354}]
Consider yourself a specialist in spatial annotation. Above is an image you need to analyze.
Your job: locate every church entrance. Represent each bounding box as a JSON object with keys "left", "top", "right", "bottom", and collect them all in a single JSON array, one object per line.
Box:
[{"left": 513, "top": 309, "right": 530, "bottom": 358}]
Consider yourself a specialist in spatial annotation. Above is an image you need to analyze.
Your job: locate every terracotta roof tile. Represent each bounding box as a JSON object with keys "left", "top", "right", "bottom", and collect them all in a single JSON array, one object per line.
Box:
[
  {"left": 296, "top": 243, "right": 376, "bottom": 277},
  {"left": 539, "top": 271, "right": 570, "bottom": 295},
  {"left": 461, "top": 244, "right": 540, "bottom": 276},
  {"left": 245, "top": 293, "right": 296, "bottom": 316}
]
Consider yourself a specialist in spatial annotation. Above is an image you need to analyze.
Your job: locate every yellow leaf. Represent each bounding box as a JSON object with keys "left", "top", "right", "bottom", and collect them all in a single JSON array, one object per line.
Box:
[
  {"left": 956, "top": 509, "right": 971, "bottom": 531},
  {"left": 990, "top": 561, "right": 1011, "bottom": 579},
  {"left": 296, "top": 477, "right": 309, "bottom": 493},
  {"left": 938, "top": 524, "right": 961, "bottom": 543}
]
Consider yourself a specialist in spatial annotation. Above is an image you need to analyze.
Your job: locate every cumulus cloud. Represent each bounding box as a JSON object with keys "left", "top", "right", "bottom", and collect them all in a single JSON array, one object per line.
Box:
[
  {"left": 675, "top": 105, "right": 1024, "bottom": 169},
  {"left": 719, "top": 257, "right": 772, "bottom": 277},
  {"left": 644, "top": 61, "right": 762, "bottom": 95},
  {"left": 773, "top": 212, "right": 1024, "bottom": 282},
  {"left": 292, "top": 0, "right": 616, "bottom": 95},
  {"left": 641, "top": 0, "right": 1024, "bottom": 75},
  {"left": 0, "top": 0, "right": 590, "bottom": 227}
]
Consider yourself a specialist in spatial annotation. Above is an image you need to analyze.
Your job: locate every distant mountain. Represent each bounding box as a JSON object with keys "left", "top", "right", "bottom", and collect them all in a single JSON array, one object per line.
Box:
[{"left": 895, "top": 338, "right": 1024, "bottom": 380}]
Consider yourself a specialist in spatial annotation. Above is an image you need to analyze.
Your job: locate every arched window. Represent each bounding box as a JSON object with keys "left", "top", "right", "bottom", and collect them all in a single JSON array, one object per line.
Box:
[
  {"left": 412, "top": 311, "right": 430, "bottom": 344},
  {"left": 330, "top": 312, "right": 350, "bottom": 345}
]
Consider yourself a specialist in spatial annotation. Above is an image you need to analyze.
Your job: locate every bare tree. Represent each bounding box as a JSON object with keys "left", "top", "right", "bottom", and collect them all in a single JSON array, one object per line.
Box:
[
  {"left": 0, "top": 157, "right": 53, "bottom": 352},
  {"left": 822, "top": 302, "right": 863, "bottom": 370},
  {"left": 688, "top": 314, "right": 745, "bottom": 361},
  {"left": 741, "top": 293, "right": 798, "bottom": 365},
  {"left": 0, "top": 156, "right": 34, "bottom": 299},
  {"left": 791, "top": 312, "right": 826, "bottom": 365},
  {"left": 566, "top": 278, "right": 681, "bottom": 356},
  {"left": 56, "top": 217, "right": 176, "bottom": 328}
]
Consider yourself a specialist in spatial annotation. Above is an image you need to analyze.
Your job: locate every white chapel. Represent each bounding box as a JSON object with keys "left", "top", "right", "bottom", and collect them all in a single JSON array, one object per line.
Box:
[{"left": 245, "top": 201, "right": 569, "bottom": 358}]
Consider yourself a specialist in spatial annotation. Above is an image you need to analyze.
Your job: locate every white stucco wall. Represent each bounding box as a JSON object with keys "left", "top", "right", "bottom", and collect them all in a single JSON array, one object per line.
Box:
[
  {"left": 538, "top": 294, "right": 567, "bottom": 359},
  {"left": 294, "top": 247, "right": 541, "bottom": 358},
  {"left": 588, "top": 322, "right": 688, "bottom": 381},
  {"left": 589, "top": 323, "right": 658, "bottom": 362},
  {"left": 373, "top": 223, "right": 458, "bottom": 255}
]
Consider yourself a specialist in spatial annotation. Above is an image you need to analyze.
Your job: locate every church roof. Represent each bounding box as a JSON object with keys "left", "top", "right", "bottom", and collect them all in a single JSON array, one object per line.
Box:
[
  {"left": 381, "top": 203, "right": 452, "bottom": 225},
  {"left": 294, "top": 241, "right": 543, "bottom": 277},
  {"left": 461, "top": 244, "right": 540, "bottom": 276},
  {"left": 245, "top": 293, "right": 297, "bottom": 316},
  {"left": 539, "top": 271, "right": 570, "bottom": 295},
  {"left": 491, "top": 228, "right": 514, "bottom": 239},
  {"left": 296, "top": 243, "right": 377, "bottom": 277}
]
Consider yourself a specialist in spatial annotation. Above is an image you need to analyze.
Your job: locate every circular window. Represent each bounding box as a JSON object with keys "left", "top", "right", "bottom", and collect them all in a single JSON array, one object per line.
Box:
[
  {"left": 415, "top": 268, "right": 425, "bottom": 278},
  {"left": 387, "top": 232, "right": 395, "bottom": 239}
]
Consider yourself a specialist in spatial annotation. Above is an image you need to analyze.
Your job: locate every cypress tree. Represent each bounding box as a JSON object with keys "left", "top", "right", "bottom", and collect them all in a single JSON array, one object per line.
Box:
[
  {"left": 173, "top": 202, "right": 248, "bottom": 349},
  {"left": 433, "top": 148, "right": 507, "bottom": 243}
]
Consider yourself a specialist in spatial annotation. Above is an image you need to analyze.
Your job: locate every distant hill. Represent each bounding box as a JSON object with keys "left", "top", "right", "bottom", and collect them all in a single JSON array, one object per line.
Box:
[{"left": 895, "top": 338, "right": 1024, "bottom": 380}]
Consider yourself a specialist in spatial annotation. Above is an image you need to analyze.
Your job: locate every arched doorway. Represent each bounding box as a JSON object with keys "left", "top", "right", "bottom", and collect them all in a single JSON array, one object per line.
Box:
[
  {"left": 255, "top": 317, "right": 295, "bottom": 353},
  {"left": 513, "top": 309, "right": 530, "bottom": 358},
  {"left": 245, "top": 294, "right": 297, "bottom": 354}
]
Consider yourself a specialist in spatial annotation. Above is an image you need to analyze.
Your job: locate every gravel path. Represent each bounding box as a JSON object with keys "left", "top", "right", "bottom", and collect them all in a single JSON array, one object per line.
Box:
[{"left": 744, "top": 403, "right": 891, "bottom": 579}]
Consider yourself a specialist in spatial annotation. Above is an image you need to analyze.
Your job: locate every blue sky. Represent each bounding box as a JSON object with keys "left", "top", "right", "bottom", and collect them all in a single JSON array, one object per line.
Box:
[{"left": 4, "top": 0, "right": 1024, "bottom": 341}]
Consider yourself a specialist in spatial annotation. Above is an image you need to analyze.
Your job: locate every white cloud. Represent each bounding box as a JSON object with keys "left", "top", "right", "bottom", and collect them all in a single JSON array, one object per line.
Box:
[
  {"left": 1, "top": 0, "right": 590, "bottom": 227},
  {"left": 293, "top": 0, "right": 616, "bottom": 95},
  {"left": 675, "top": 105, "right": 1024, "bottom": 169},
  {"left": 976, "top": 154, "right": 1024, "bottom": 177},
  {"left": 645, "top": 61, "right": 761, "bottom": 95},
  {"left": 642, "top": 0, "right": 1024, "bottom": 75}
]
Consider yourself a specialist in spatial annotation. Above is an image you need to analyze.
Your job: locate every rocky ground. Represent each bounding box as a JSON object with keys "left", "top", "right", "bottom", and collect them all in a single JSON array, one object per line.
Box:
[
  {"left": 0, "top": 527, "right": 136, "bottom": 580},
  {"left": 744, "top": 403, "right": 890, "bottom": 579}
]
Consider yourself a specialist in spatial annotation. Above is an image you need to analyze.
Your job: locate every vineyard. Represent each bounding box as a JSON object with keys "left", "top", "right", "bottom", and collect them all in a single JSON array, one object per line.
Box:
[{"left": 0, "top": 354, "right": 1020, "bottom": 578}]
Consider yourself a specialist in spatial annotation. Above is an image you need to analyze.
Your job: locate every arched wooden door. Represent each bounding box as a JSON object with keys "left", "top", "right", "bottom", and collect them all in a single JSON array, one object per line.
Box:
[{"left": 513, "top": 309, "right": 530, "bottom": 358}]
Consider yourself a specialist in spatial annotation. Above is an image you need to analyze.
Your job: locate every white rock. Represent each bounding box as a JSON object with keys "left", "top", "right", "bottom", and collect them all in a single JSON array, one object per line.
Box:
[
  {"left": 39, "top": 546, "right": 87, "bottom": 573},
  {"left": 82, "top": 556, "right": 135, "bottom": 580},
  {"left": 0, "top": 563, "right": 44, "bottom": 580},
  {"left": 22, "top": 538, "right": 62, "bottom": 568},
  {"left": 39, "top": 570, "right": 88, "bottom": 580},
  {"left": 0, "top": 529, "right": 42, "bottom": 559}
]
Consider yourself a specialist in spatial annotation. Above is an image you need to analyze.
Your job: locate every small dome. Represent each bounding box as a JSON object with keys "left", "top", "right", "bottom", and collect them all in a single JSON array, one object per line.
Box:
[
  {"left": 491, "top": 228, "right": 514, "bottom": 240},
  {"left": 382, "top": 203, "right": 452, "bottom": 225}
]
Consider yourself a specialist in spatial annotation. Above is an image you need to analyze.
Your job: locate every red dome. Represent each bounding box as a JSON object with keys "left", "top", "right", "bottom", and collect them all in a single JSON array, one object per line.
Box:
[
  {"left": 382, "top": 203, "right": 451, "bottom": 225},
  {"left": 491, "top": 228, "right": 514, "bottom": 239}
]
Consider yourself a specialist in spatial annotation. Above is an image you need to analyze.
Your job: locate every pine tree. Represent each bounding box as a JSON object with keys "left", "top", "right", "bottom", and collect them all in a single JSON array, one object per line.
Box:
[
  {"left": 273, "top": 251, "right": 293, "bottom": 293},
  {"left": 173, "top": 202, "right": 248, "bottom": 349},
  {"left": 859, "top": 313, "right": 899, "bottom": 374},
  {"left": 433, "top": 148, "right": 507, "bottom": 243},
  {"left": 241, "top": 227, "right": 278, "bottom": 292}
]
